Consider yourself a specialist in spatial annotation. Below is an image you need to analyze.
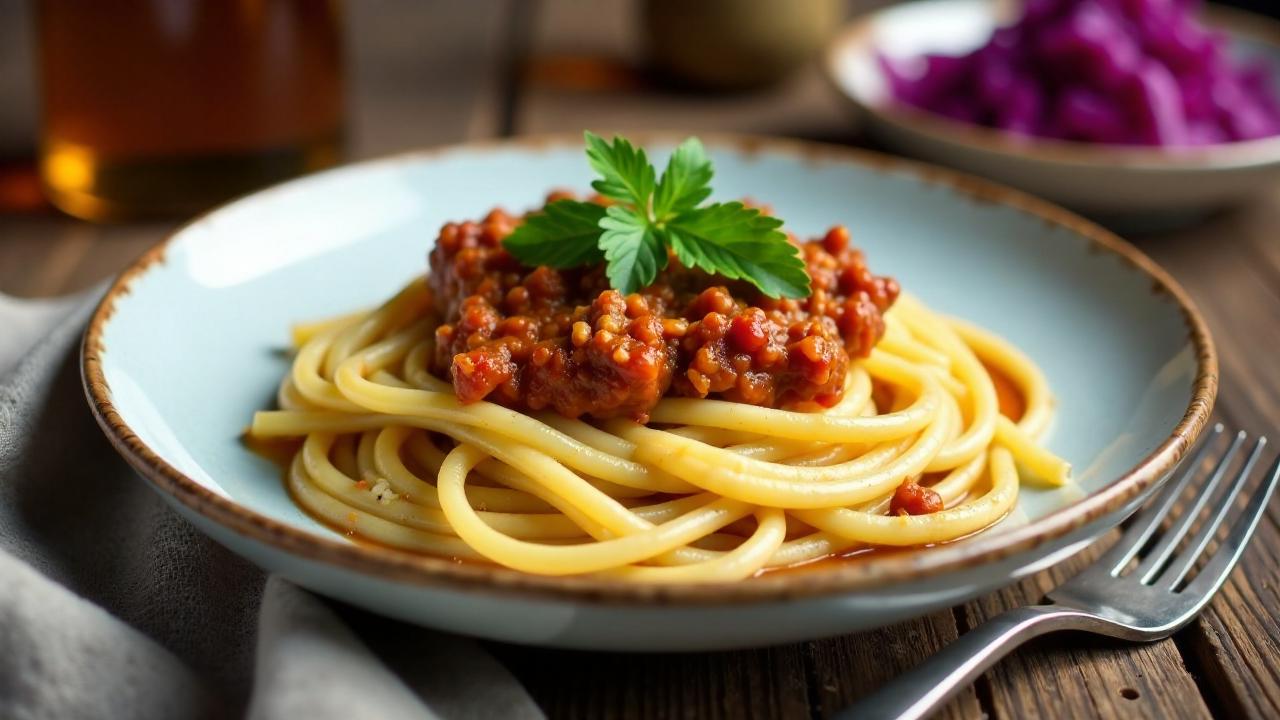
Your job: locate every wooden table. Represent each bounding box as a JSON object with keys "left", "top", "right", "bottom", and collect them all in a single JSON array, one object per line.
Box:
[{"left": 3, "top": 2, "right": 1278, "bottom": 717}]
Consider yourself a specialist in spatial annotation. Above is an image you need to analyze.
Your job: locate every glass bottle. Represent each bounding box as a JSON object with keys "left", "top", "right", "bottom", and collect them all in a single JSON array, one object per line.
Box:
[{"left": 37, "top": 0, "right": 345, "bottom": 221}]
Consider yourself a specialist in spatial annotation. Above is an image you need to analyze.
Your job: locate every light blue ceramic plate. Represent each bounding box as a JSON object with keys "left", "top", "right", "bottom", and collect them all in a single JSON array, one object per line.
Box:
[{"left": 83, "top": 134, "right": 1215, "bottom": 650}]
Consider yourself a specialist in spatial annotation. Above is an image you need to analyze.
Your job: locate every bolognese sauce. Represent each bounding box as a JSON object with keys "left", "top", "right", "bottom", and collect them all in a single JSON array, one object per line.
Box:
[{"left": 428, "top": 202, "right": 899, "bottom": 422}]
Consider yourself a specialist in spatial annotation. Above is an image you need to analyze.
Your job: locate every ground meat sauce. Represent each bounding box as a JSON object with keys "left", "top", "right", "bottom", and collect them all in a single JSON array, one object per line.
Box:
[{"left": 427, "top": 201, "right": 899, "bottom": 423}]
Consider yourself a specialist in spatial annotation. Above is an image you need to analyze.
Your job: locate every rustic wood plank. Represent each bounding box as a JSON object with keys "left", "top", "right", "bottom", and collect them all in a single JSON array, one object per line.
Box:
[
  {"left": 492, "top": 610, "right": 976, "bottom": 720},
  {"left": 799, "top": 614, "right": 977, "bottom": 720},
  {"left": 1179, "top": 518, "right": 1280, "bottom": 720},
  {"left": 493, "top": 644, "right": 813, "bottom": 720},
  {"left": 960, "top": 537, "right": 1215, "bottom": 720},
  {"left": 1141, "top": 199, "right": 1280, "bottom": 439}
]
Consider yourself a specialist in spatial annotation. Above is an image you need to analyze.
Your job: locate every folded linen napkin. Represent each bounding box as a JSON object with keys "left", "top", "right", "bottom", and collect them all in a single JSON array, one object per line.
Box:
[{"left": 0, "top": 291, "right": 543, "bottom": 720}]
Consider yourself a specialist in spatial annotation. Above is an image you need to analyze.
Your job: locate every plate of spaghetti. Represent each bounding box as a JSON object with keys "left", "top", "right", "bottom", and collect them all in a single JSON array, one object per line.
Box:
[{"left": 84, "top": 133, "right": 1216, "bottom": 650}]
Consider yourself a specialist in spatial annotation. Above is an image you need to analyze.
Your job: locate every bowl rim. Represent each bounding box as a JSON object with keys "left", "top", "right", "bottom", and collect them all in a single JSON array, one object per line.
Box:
[
  {"left": 81, "top": 131, "right": 1218, "bottom": 606},
  {"left": 824, "top": 0, "right": 1280, "bottom": 171}
]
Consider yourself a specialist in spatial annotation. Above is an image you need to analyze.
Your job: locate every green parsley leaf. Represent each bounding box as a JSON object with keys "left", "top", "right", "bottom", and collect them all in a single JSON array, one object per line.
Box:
[
  {"left": 499, "top": 133, "right": 813, "bottom": 299},
  {"left": 598, "top": 205, "right": 668, "bottom": 295},
  {"left": 584, "top": 131, "right": 655, "bottom": 209},
  {"left": 502, "top": 199, "right": 607, "bottom": 268},
  {"left": 653, "top": 137, "right": 713, "bottom": 220},
  {"left": 665, "top": 202, "right": 811, "bottom": 299}
]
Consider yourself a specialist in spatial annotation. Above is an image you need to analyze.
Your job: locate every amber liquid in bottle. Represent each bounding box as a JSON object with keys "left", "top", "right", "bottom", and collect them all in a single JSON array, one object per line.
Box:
[{"left": 37, "top": 0, "right": 345, "bottom": 221}]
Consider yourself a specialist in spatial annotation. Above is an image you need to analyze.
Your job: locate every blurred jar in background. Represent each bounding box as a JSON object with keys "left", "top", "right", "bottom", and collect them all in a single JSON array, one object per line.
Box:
[
  {"left": 644, "top": 0, "right": 843, "bottom": 91},
  {"left": 37, "top": 0, "right": 345, "bottom": 221}
]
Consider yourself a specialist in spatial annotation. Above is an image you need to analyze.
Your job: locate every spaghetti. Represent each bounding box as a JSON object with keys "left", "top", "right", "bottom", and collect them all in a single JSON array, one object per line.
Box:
[{"left": 248, "top": 246, "right": 1069, "bottom": 583}]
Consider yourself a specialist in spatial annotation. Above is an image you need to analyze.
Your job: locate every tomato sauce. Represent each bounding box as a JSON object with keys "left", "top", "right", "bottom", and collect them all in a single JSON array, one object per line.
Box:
[{"left": 427, "top": 205, "right": 898, "bottom": 422}]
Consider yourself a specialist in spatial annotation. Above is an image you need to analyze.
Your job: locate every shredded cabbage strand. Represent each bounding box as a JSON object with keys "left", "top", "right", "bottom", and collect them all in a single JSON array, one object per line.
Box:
[{"left": 882, "top": 0, "right": 1280, "bottom": 146}]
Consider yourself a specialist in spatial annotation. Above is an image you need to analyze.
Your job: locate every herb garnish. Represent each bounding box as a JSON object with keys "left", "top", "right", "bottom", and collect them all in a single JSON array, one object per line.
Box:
[{"left": 502, "top": 132, "right": 812, "bottom": 298}]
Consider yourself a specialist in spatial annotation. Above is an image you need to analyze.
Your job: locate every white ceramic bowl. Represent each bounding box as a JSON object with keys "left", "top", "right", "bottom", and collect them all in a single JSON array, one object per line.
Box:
[
  {"left": 83, "top": 134, "right": 1215, "bottom": 650},
  {"left": 825, "top": 0, "right": 1280, "bottom": 229}
]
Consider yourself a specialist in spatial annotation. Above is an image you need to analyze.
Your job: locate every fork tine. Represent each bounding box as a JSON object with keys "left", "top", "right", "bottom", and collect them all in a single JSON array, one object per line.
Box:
[
  {"left": 1135, "top": 430, "right": 1247, "bottom": 584},
  {"left": 1181, "top": 453, "right": 1280, "bottom": 603},
  {"left": 1098, "top": 424, "right": 1226, "bottom": 576},
  {"left": 1161, "top": 437, "right": 1267, "bottom": 590}
]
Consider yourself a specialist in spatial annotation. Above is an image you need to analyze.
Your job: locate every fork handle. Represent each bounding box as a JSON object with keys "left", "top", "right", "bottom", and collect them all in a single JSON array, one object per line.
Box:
[{"left": 834, "top": 604, "right": 1092, "bottom": 720}]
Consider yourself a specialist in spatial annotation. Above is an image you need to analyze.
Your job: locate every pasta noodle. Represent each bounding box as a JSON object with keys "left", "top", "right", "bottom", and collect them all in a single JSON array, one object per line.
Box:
[{"left": 248, "top": 277, "right": 1071, "bottom": 583}]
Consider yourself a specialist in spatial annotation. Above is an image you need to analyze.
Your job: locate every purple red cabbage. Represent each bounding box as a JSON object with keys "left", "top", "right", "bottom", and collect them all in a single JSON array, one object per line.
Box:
[{"left": 881, "top": 0, "right": 1280, "bottom": 145}]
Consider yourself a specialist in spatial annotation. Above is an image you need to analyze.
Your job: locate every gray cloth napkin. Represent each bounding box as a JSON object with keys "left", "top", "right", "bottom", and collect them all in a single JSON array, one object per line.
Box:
[{"left": 0, "top": 291, "right": 544, "bottom": 720}]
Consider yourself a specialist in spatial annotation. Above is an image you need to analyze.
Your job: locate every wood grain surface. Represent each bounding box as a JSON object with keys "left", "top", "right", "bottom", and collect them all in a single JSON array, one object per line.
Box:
[{"left": 3, "top": 1, "right": 1278, "bottom": 718}]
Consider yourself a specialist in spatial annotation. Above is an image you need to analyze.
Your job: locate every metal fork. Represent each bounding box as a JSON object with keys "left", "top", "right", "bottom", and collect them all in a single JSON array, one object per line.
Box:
[{"left": 837, "top": 424, "right": 1280, "bottom": 720}]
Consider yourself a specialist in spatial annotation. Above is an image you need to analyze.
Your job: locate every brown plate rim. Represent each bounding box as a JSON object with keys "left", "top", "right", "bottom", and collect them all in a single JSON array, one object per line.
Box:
[
  {"left": 81, "top": 131, "right": 1218, "bottom": 606},
  {"left": 824, "top": 0, "right": 1280, "bottom": 170}
]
